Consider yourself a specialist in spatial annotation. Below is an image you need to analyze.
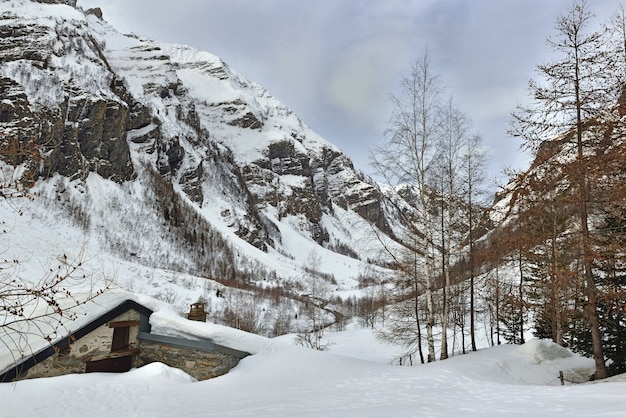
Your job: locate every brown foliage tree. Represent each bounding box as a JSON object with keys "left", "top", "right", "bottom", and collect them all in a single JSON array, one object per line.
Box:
[{"left": 509, "top": 0, "right": 624, "bottom": 379}]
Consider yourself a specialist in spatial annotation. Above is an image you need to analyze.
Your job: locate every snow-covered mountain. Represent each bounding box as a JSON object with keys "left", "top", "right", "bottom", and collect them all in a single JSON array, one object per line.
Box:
[{"left": 0, "top": 0, "right": 416, "bottom": 296}]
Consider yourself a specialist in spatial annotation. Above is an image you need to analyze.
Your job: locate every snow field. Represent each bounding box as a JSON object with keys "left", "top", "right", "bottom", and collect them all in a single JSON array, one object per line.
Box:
[{"left": 2, "top": 320, "right": 625, "bottom": 418}]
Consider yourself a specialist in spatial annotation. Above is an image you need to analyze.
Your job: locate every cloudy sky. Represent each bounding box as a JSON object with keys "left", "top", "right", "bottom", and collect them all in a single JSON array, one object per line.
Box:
[{"left": 77, "top": 0, "right": 617, "bottom": 188}]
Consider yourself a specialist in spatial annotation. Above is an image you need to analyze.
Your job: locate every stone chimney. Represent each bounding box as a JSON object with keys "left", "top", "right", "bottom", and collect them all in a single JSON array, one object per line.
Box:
[{"left": 187, "top": 302, "right": 208, "bottom": 322}]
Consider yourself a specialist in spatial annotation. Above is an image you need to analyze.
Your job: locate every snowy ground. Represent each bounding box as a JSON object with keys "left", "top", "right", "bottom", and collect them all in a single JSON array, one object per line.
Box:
[
  {"left": 1, "top": 180, "right": 625, "bottom": 418},
  {"left": 2, "top": 318, "right": 625, "bottom": 418}
]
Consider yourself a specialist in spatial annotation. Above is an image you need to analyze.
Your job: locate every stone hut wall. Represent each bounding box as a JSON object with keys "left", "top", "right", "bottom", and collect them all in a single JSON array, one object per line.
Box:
[
  {"left": 9, "top": 305, "right": 245, "bottom": 382},
  {"left": 135, "top": 340, "right": 240, "bottom": 381},
  {"left": 20, "top": 310, "right": 141, "bottom": 380}
]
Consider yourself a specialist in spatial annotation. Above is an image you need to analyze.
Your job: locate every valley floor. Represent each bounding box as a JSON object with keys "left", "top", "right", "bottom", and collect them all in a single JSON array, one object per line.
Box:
[{"left": 2, "top": 321, "right": 625, "bottom": 418}]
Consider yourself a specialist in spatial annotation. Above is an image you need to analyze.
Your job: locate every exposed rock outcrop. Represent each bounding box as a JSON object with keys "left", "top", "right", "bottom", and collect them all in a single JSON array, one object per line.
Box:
[
  {"left": 0, "top": 5, "right": 136, "bottom": 182},
  {"left": 34, "top": 0, "right": 77, "bottom": 6}
]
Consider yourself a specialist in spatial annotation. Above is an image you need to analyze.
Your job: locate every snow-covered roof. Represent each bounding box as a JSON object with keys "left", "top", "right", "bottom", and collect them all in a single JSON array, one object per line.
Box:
[
  {"left": 0, "top": 297, "right": 151, "bottom": 381},
  {"left": 0, "top": 291, "right": 262, "bottom": 381}
]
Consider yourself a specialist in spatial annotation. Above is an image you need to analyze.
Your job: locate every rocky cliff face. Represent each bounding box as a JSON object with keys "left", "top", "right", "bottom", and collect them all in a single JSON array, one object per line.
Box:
[
  {"left": 0, "top": 4, "right": 133, "bottom": 182},
  {"left": 0, "top": 1, "right": 409, "bottom": 283}
]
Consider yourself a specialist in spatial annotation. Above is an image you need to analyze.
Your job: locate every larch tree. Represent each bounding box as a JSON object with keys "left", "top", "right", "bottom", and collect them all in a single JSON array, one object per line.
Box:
[
  {"left": 510, "top": 0, "right": 616, "bottom": 379},
  {"left": 522, "top": 180, "right": 579, "bottom": 347},
  {"left": 481, "top": 264, "right": 504, "bottom": 347},
  {"left": 608, "top": 3, "right": 626, "bottom": 82}
]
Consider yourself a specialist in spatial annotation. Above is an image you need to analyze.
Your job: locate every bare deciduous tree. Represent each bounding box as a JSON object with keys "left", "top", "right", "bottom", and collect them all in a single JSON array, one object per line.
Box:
[
  {"left": 378, "top": 248, "right": 427, "bottom": 364},
  {"left": 432, "top": 98, "right": 471, "bottom": 359},
  {"left": 1, "top": 139, "right": 108, "bottom": 363},
  {"left": 372, "top": 51, "right": 443, "bottom": 362},
  {"left": 461, "top": 134, "right": 488, "bottom": 352},
  {"left": 296, "top": 251, "right": 332, "bottom": 351},
  {"left": 220, "top": 291, "right": 266, "bottom": 334}
]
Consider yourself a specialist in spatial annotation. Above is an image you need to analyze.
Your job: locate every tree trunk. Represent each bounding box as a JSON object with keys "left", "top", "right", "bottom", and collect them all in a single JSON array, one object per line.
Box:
[
  {"left": 496, "top": 265, "right": 501, "bottom": 345},
  {"left": 424, "top": 260, "right": 436, "bottom": 362},
  {"left": 440, "top": 192, "right": 449, "bottom": 360},
  {"left": 414, "top": 274, "right": 425, "bottom": 364},
  {"left": 574, "top": 51, "right": 609, "bottom": 379},
  {"left": 441, "top": 268, "right": 450, "bottom": 359},
  {"left": 469, "top": 178, "right": 477, "bottom": 352},
  {"left": 518, "top": 249, "right": 525, "bottom": 344}
]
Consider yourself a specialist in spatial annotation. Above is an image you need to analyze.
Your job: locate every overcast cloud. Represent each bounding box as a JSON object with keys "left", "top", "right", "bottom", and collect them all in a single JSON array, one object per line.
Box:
[{"left": 77, "top": 0, "right": 617, "bottom": 189}]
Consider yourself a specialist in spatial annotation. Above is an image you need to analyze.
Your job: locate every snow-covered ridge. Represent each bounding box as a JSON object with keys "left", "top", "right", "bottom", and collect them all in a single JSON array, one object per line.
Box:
[{"left": 157, "top": 41, "right": 340, "bottom": 163}]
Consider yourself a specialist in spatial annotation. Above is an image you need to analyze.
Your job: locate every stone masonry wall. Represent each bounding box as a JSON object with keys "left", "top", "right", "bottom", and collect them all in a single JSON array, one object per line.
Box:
[
  {"left": 135, "top": 340, "right": 240, "bottom": 381},
  {"left": 20, "top": 311, "right": 140, "bottom": 380}
]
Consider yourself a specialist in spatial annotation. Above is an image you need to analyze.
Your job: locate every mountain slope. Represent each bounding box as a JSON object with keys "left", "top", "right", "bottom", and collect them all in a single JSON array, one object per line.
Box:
[{"left": 0, "top": 0, "right": 413, "bottom": 295}]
